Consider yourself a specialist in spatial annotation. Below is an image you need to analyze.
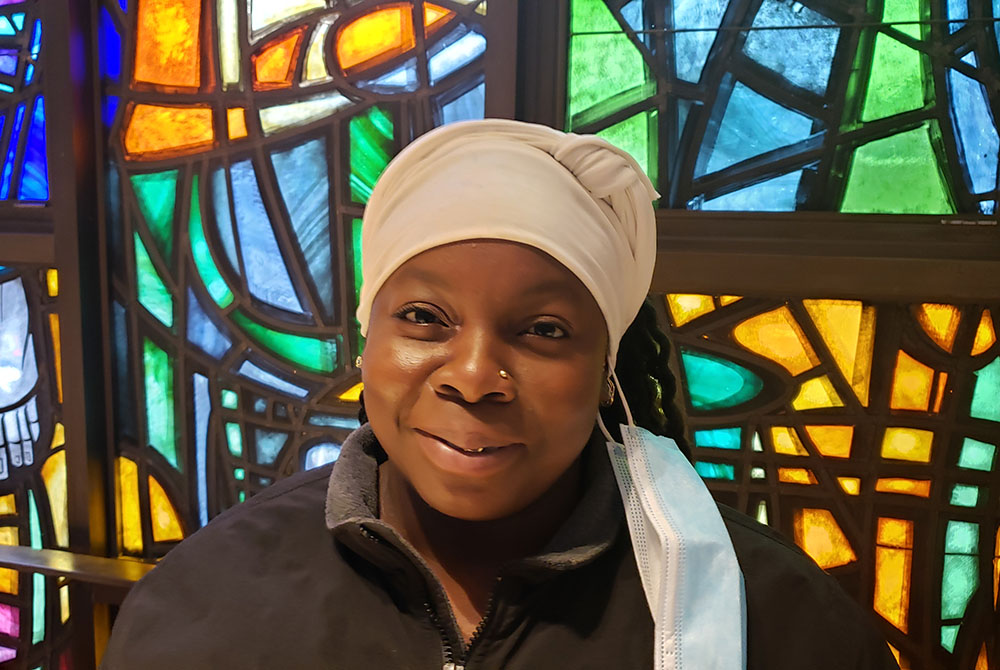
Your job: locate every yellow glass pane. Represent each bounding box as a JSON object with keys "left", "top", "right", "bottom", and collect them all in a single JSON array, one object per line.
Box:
[
  {"left": 124, "top": 104, "right": 215, "bottom": 158},
  {"left": 803, "top": 299, "right": 875, "bottom": 406},
  {"left": 665, "top": 294, "right": 714, "bottom": 327},
  {"left": 791, "top": 375, "right": 844, "bottom": 410},
  {"left": 838, "top": 477, "right": 861, "bottom": 495},
  {"left": 875, "top": 478, "right": 931, "bottom": 497},
  {"left": 226, "top": 107, "right": 247, "bottom": 140},
  {"left": 793, "top": 508, "right": 857, "bottom": 569},
  {"left": 719, "top": 295, "right": 742, "bottom": 306},
  {"left": 118, "top": 457, "right": 143, "bottom": 554},
  {"left": 888, "top": 644, "right": 911, "bottom": 670},
  {"left": 134, "top": 0, "right": 201, "bottom": 88},
  {"left": 881, "top": 427, "right": 933, "bottom": 463},
  {"left": 0, "top": 527, "right": 17, "bottom": 546},
  {"left": 917, "top": 303, "right": 961, "bottom": 352},
  {"left": 51, "top": 422, "right": 65, "bottom": 449},
  {"left": 41, "top": 450, "right": 69, "bottom": 548},
  {"left": 60, "top": 584, "right": 70, "bottom": 623},
  {"left": 46, "top": 268, "right": 58, "bottom": 297},
  {"left": 877, "top": 517, "right": 914, "bottom": 549},
  {"left": 994, "top": 526, "right": 1000, "bottom": 606},
  {"left": 932, "top": 372, "right": 948, "bottom": 413},
  {"left": 0, "top": 494, "right": 14, "bottom": 515},
  {"left": 771, "top": 426, "right": 808, "bottom": 456},
  {"left": 476, "top": 0, "right": 486, "bottom": 14},
  {"left": 149, "top": 475, "right": 184, "bottom": 543},
  {"left": 0, "top": 525, "right": 19, "bottom": 592},
  {"left": 890, "top": 351, "right": 934, "bottom": 411},
  {"left": 424, "top": 3, "right": 455, "bottom": 26},
  {"left": 336, "top": 4, "right": 415, "bottom": 71},
  {"left": 778, "top": 468, "right": 817, "bottom": 485},
  {"left": 804, "top": 425, "right": 853, "bottom": 458},
  {"left": 304, "top": 19, "right": 334, "bottom": 83},
  {"left": 874, "top": 545, "right": 911, "bottom": 632},
  {"left": 253, "top": 28, "right": 303, "bottom": 89},
  {"left": 973, "top": 310, "right": 996, "bottom": 356},
  {"left": 49, "top": 313, "right": 63, "bottom": 403},
  {"left": 339, "top": 382, "right": 363, "bottom": 402},
  {"left": 732, "top": 306, "right": 819, "bottom": 375}
]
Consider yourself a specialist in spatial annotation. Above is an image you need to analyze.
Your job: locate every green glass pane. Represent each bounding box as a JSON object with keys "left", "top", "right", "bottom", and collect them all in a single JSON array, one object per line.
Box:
[
  {"left": 694, "top": 461, "right": 736, "bottom": 480},
  {"left": 694, "top": 427, "right": 742, "bottom": 450},
  {"left": 861, "top": 33, "right": 924, "bottom": 122},
  {"left": 971, "top": 357, "right": 1000, "bottom": 422},
  {"left": 352, "top": 217, "right": 365, "bottom": 354},
  {"left": 134, "top": 232, "right": 174, "bottom": 328},
  {"left": 238, "top": 490, "right": 246, "bottom": 502},
  {"left": 130, "top": 169, "right": 178, "bottom": 260},
  {"left": 143, "top": 337, "right": 178, "bottom": 469},
  {"left": 949, "top": 484, "right": 980, "bottom": 507},
  {"left": 230, "top": 310, "right": 339, "bottom": 373},
  {"left": 958, "top": 437, "right": 996, "bottom": 471},
  {"left": 234, "top": 467, "right": 246, "bottom": 481},
  {"left": 945, "top": 520, "right": 978, "bottom": 554},
  {"left": 226, "top": 422, "right": 243, "bottom": 457},
  {"left": 349, "top": 106, "right": 393, "bottom": 204},
  {"left": 941, "top": 554, "right": 978, "bottom": 618},
  {"left": 841, "top": 126, "right": 954, "bottom": 214},
  {"left": 680, "top": 348, "right": 764, "bottom": 410},
  {"left": 567, "top": 0, "right": 648, "bottom": 125},
  {"left": 596, "top": 110, "right": 658, "bottom": 188},
  {"left": 28, "top": 491, "right": 44, "bottom": 644},
  {"left": 884, "top": 0, "right": 921, "bottom": 38},
  {"left": 189, "top": 174, "right": 234, "bottom": 308},
  {"left": 221, "top": 389, "right": 238, "bottom": 409},
  {"left": 941, "top": 625, "right": 960, "bottom": 652}
]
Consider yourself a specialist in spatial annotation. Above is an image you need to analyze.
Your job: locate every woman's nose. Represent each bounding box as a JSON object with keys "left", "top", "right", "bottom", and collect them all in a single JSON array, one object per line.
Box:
[{"left": 431, "top": 328, "right": 514, "bottom": 404}]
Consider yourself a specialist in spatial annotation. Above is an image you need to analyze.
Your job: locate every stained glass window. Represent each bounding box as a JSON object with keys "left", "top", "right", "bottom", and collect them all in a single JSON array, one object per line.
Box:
[{"left": 567, "top": 0, "right": 1000, "bottom": 215}]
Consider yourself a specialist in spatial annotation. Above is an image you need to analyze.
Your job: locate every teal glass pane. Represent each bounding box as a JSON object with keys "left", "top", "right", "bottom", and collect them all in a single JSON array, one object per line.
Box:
[
  {"left": 694, "top": 427, "right": 742, "bottom": 450},
  {"left": 949, "top": 484, "right": 979, "bottom": 507},
  {"left": 350, "top": 106, "right": 394, "bottom": 204},
  {"left": 941, "top": 625, "right": 960, "bottom": 652},
  {"left": 596, "top": 110, "right": 657, "bottom": 187},
  {"left": 680, "top": 348, "right": 764, "bottom": 410},
  {"left": 304, "top": 442, "right": 342, "bottom": 469},
  {"left": 743, "top": 0, "right": 839, "bottom": 95},
  {"left": 702, "top": 170, "right": 803, "bottom": 211},
  {"left": 674, "top": 0, "right": 728, "bottom": 83},
  {"left": 694, "top": 461, "right": 736, "bottom": 480},
  {"left": 970, "top": 357, "right": 1000, "bottom": 422},
  {"left": 221, "top": 389, "right": 238, "bottom": 409},
  {"left": 143, "top": 337, "right": 178, "bottom": 469},
  {"left": 254, "top": 429, "right": 288, "bottom": 466},
  {"left": 130, "top": 170, "right": 178, "bottom": 261},
  {"left": 28, "top": 491, "right": 43, "bottom": 644},
  {"left": 352, "top": 217, "right": 363, "bottom": 300},
  {"left": 225, "top": 422, "right": 243, "bottom": 457},
  {"left": 958, "top": 437, "right": 996, "bottom": 471},
  {"left": 945, "top": 520, "right": 979, "bottom": 554},
  {"left": 941, "top": 554, "right": 978, "bottom": 618},
  {"left": 230, "top": 310, "right": 338, "bottom": 373},
  {"left": 189, "top": 174, "right": 234, "bottom": 308},
  {"left": 134, "top": 232, "right": 173, "bottom": 328},
  {"left": 234, "top": 467, "right": 245, "bottom": 481}
]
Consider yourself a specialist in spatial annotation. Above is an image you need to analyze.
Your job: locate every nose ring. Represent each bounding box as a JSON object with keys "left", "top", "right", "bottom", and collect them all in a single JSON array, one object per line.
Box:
[{"left": 498, "top": 369, "right": 510, "bottom": 380}]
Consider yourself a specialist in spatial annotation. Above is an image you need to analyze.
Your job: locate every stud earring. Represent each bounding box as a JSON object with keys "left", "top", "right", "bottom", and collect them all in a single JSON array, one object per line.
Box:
[
  {"left": 355, "top": 355, "right": 363, "bottom": 368},
  {"left": 601, "top": 376, "right": 615, "bottom": 406}
]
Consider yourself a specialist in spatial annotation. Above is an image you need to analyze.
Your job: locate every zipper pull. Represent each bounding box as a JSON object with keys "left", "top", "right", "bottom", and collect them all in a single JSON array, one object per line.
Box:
[{"left": 442, "top": 664, "right": 464, "bottom": 670}]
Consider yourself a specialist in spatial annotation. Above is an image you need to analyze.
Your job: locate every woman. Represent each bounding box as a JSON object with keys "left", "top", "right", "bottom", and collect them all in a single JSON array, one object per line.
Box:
[{"left": 102, "top": 121, "right": 897, "bottom": 669}]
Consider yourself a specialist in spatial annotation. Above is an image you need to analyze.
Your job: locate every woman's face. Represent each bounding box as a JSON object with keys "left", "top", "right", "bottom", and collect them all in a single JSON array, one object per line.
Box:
[{"left": 362, "top": 240, "right": 609, "bottom": 521}]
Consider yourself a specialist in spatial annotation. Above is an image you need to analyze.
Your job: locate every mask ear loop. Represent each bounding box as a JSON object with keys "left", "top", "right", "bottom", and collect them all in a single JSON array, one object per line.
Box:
[{"left": 596, "top": 354, "right": 636, "bottom": 443}]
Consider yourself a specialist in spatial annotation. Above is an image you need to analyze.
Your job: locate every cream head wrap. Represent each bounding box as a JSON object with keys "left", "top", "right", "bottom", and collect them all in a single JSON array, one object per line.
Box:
[{"left": 356, "top": 119, "right": 659, "bottom": 365}]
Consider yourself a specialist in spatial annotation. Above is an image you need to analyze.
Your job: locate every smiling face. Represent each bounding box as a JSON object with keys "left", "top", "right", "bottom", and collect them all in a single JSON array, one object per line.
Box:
[{"left": 362, "top": 240, "right": 609, "bottom": 522}]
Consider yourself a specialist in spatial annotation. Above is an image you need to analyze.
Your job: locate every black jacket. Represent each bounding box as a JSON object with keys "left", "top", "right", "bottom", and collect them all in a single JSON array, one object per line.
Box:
[{"left": 102, "top": 426, "right": 899, "bottom": 669}]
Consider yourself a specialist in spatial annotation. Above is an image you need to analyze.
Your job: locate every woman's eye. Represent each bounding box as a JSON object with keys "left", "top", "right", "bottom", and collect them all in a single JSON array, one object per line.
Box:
[
  {"left": 398, "top": 306, "right": 442, "bottom": 325},
  {"left": 526, "top": 322, "right": 567, "bottom": 339}
]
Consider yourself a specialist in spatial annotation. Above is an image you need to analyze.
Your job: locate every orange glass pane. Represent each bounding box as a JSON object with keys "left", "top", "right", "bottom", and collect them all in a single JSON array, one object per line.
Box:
[
  {"left": 890, "top": 351, "right": 934, "bottom": 411},
  {"left": 875, "top": 478, "right": 931, "bottom": 497},
  {"left": 666, "top": 294, "right": 714, "bottom": 326},
  {"left": 973, "top": 310, "right": 996, "bottom": 356},
  {"left": 117, "top": 457, "right": 143, "bottom": 554},
  {"left": 134, "top": 0, "right": 202, "bottom": 88},
  {"left": 838, "top": 477, "right": 861, "bottom": 495},
  {"left": 424, "top": 3, "right": 454, "bottom": 26},
  {"left": 41, "top": 450, "right": 69, "bottom": 547},
  {"left": 793, "top": 508, "right": 857, "bottom": 569},
  {"left": 49, "top": 313, "right": 63, "bottom": 403},
  {"left": 803, "top": 299, "right": 875, "bottom": 406},
  {"left": 253, "top": 28, "right": 305, "bottom": 89},
  {"left": 932, "top": 372, "right": 948, "bottom": 413},
  {"left": 46, "top": 268, "right": 58, "bottom": 297},
  {"left": 51, "top": 421, "right": 65, "bottom": 449},
  {"left": 881, "top": 427, "right": 934, "bottom": 463},
  {"left": 227, "top": 107, "right": 248, "bottom": 140},
  {"left": 994, "top": 526, "right": 1000, "bottom": 605},
  {"left": 339, "top": 382, "right": 363, "bottom": 402},
  {"left": 719, "top": 295, "right": 742, "bottom": 306},
  {"left": 60, "top": 585, "right": 69, "bottom": 623},
  {"left": 804, "top": 425, "right": 853, "bottom": 458},
  {"left": 877, "top": 517, "right": 914, "bottom": 549},
  {"left": 124, "top": 104, "right": 215, "bottom": 158},
  {"left": 0, "top": 526, "right": 16, "bottom": 594},
  {"left": 771, "top": 426, "right": 808, "bottom": 456},
  {"left": 148, "top": 475, "right": 184, "bottom": 543},
  {"left": 0, "top": 494, "right": 14, "bottom": 515},
  {"left": 791, "top": 375, "right": 844, "bottom": 410},
  {"left": 733, "top": 306, "right": 819, "bottom": 375},
  {"left": 778, "top": 468, "right": 817, "bottom": 485},
  {"left": 337, "top": 4, "right": 415, "bottom": 71},
  {"left": 917, "top": 303, "right": 961, "bottom": 352},
  {"left": 874, "top": 534, "right": 912, "bottom": 633},
  {"left": 888, "top": 644, "right": 911, "bottom": 670},
  {"left": 976, "top": 645, "right": 988, "bottom": 670}
]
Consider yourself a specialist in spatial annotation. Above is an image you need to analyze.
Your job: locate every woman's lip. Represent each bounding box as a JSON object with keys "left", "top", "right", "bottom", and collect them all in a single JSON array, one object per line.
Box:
[
  {"left": 415, "top": 428, "right": 522, "bottom": 453},
  {"left": 413, "top": 429, "right": 524, "bottom": 475}
]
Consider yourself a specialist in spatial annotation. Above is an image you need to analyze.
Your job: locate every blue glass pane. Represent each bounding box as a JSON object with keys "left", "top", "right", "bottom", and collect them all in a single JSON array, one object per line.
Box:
[
  {"left": 680, "top": 348, "right": 764, "bottom": 410},
  {"left": 254, "top": 429, "right": 288, "bottom": 465},
  {"left": 11, "top": 14, "right": 24, "bottom": 32},
  {"left": 193, "top": 373, "right": 210, "bottom": 527},
  {"left": 701, "top": 170, "right": 803, "bottom": 211},
  {"left": 186, "top": 288, "right": 231, "bottom": 358},
  {"left": 28, "top": 19, "right": 39, "bottom": 58},
  {"left": 271, "top": 138, "right": 334, "bottom": 318},
  {"left": 0, "top": 103, "right": 25, "bottom": 199},
  {"left": 356, "top": 58, "right": 417, "bottom": 92},
  {"left": 0, "top": 16, "right": 14, "bottom": 36},
  {"left": 694, "top": 461, "right": 735, "bottom": 480},
  {"left": 23, "top": 63, "right": 33, "bottom": 84},
  {"left": 948, "top": 56, "right": 999, "bottom": 195},
  {"left": 112, "top": 300, "right": 136, "bottom": 438},
  {"left": 743, "top": 0, "right": 838, "bottom": 95},
  {"left": 103, "top": 95, "right": 119, "bottom": 127},
  {"left": 230, "top": 160, "right": 306, "bottom": 314},
  {"left": 17, "top": 96, "right": 47, "bottom": 201},
  {"left": 0, "top": 49, "right": 16, "bottom": 76},
  {"left": 308, "top": 414, "right": 360, "bottom": 430},
  {"left": 237, "top": 359, "right": 309, "bottom": 398},
  {"left": 694, "top": 427, "right": 742, "bottom": 449},
  {"left": 440, "top": 81, "right": 485, "bottom": 124},
  {"left": 210, "top": 167, "right": 240, "bottom": 273},
  {"left": 948, "top": 0, "right": 967, "bottom": 32},
  {"left": 674, "top": 0, "right": 728, "bottom": 83},
  {"left": 99, "top": 7, "right": 122, "bottom": 81},
  {"left": 428, "top": 26, "right": 486, "bottom": 85},
  {"left": 699, "top": 82, "right": 815, "bottom": 176},
  {"left": 980, "top": 201, "right": 996, "bottom": 215},
  {"left": 304, "top": 442, "right": 341, "bottom": 469},
  {"left": 621, "top": 0, "right": 643, "bottom": 32}
]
